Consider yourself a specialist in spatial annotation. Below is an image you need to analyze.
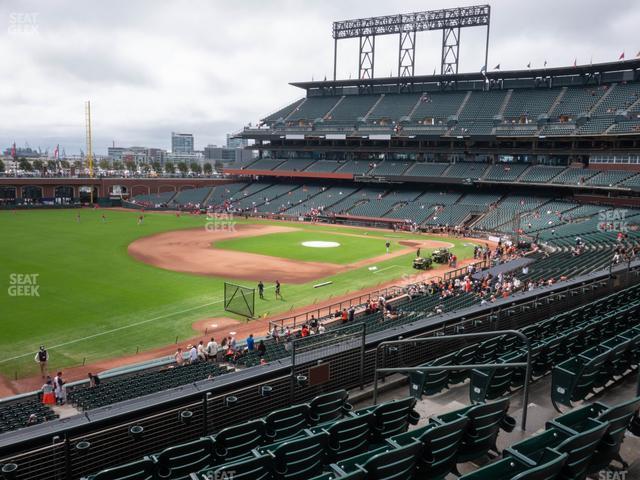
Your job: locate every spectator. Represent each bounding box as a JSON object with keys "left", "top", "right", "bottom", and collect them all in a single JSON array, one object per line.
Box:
[
  {"left": 41, "top": 378, "right": 55, "bottom": 405},
  {"left": 188, "top": 344, "right": 198, "bottom": 363},
  {"left": 34, "top": 345, "right": 49, "bottom": 379},
  {"left": 301, "top": 325, "right": 309, "bottom": 337},
  {"left": 206, "top": 337, "right": 218, "bottom": 362},
  {"left": 257, "top": 340, "right": 266, "bottom": 357},
  {"left": 318, "top": 323, "right": 326, "bottom": 334},
  {"left": 197, "top": 340, "right": 207, "bottom": 361},
  {"left": 88, "top": 372, "right": 100, "bottom": 387},
  {"left": 174, "top": 347, "right": 184, "bottom": 366},
  {"left": 341, "top": 308, "right": 348, "bottom": 323},
  {"left": 53, "top": 371, "right": 65, "bottom": 405},
  {"left": 246, "top": 334, "right": 255, "bottom": 351}
]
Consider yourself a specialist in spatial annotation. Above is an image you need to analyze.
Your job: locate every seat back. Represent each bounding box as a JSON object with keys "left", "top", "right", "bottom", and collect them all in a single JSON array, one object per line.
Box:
[
  {"left": 324, "top": 412, "right": 374, "bottom": 461},
  {"left": 360, "top": 441, "right": 423, "bottom": 480},
  {"left": 459, "top": 397, "right": 511, "bottom": 461},
  {"left": 270, "top": 432, "right": 329, "bottom": 480},
  {"left": 265, "top": 404, "right": 311, "bottom": 441},
  {"left": 87, "top": 458, "right": 156, "bottom": 480},
  {"left": 191, "top": 454, "right": 273, "bottom": 480},
  {"left": 450, "top": 344, "right": 477, "bottom": 384},
  {"left": 555, "top": 419, "right": 609, "bottom": 479},
  {"left": 368, "top": 397, "right": 419, "bottom": 442},
  {"left": 596, "top": 396, "right": 640, "bottom": 455},
  {"left": 513, "top": 450, "right": 567, "bottom": 480},
  {"left": 308, "top": 390, "right": 352, "bottom": 424},
  {"left": 416, "top": 416, "right": 468, "bottom": 479},
  {"left": 155, "top": 438, "right": 215, "bottom": 479},
  {"left": 214, "top": 419, "right": 268, "bottom": 462}
]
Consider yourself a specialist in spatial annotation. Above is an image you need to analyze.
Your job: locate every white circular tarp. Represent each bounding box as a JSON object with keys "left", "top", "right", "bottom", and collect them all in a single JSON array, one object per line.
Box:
[{"left": 301, "top": 241, "right": 341, "bottom": 248}]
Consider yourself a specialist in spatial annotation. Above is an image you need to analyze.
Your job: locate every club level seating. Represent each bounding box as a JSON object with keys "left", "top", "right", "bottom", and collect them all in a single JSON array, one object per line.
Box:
[
  {"left": 0, "top": 399, "right": 58, "bottom": 434},
  {"left": 550, "top": 168, "right": 599, "bottom": 185},
  {"left": 248, "top": 159, "right": 286, "bottom": 171},
  {"left": 585, "top": 169, "right": 637, "bottom": 186},
  {"left": 274, "top": 158, "right": 317, "bottom": 172},
  {"left": 403, "top": 162, "right": 449, "bottom": 177},
  {"left": 482, "top": 163, "right": 529, "bottom": 182},
  {"left": 518, "top": 166, "right": 565, "bottom": 183},
  {"left": 67, "top": 363, "right": 231, "bottom": 410},
  {"left": 368, "top": 161, "right": 411, "bottom": 176},
  {"left": 444, "top": 162, "right": 489, "bottom": 179},
  {"left": 495, "top": 124, "right": 539, "bottom": 136},
  {"left": 304, "top": 160, "right": 342, "bottom": 173},
  {"left": 539, "top": 123, "right": 577, "bottom": 136},
  {"left": 575, "top": 117, "right": 615, "bottom": 135},
  {"left": 336, "top": 161, "right": 373, "bottom": 175}
]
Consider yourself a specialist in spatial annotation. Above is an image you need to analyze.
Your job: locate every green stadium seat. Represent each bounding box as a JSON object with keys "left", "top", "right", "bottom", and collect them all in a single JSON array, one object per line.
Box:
[
  {"left": 506, "top": 419, "right": 609, "bottom": 480},
  {"left": 330, "top": 441, "right": 423, "bottom": 480},
  {"left": 408, "top": 351, "right": 457, "bottom": 398},
  {"left": 311, "top": 412, "right": 374, "bottom": 462},
  {"left": 458, "top": 449, "right": 567, "bottom": 480},
  {"left": 433, "top": 397, "right": 514, "bottom": 462},
  {"left": 213, "top": 419, "right": 269, "bottom": 462},
  {"left": 308, "top": 390, "right": 353, "bottom": 424},
  {"left": 547, "top": 397, "right": 640, "bottom": 471},
  {"left": 152, "top": 438, "right": 215, "bottom": 479},
  {"left": 191, "top": 454, "right": 274, "bottom": 480},
  {"left": 351, "top": 397, "right": 419, "bottom": 443},
  {"left": 387, "top": 416, "right": 468, "bottom": 479},
  {"left": 256, "top": 432, "right": 329, "bottom": 480},
  {"left": 82, "top": 458, "right": 157, "bottom": 480},
  {"left": 265, "top": 404, "right": 313, "bottom": 441}
]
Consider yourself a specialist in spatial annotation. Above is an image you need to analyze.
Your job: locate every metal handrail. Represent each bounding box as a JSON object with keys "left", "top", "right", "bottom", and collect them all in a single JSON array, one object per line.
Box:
[{"left": 372, "top": 329, "right": 532, "bottom": 431}]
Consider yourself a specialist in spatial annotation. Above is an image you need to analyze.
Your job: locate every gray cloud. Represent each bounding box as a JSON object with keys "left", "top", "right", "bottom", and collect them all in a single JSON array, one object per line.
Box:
[{"left": 1, "top": 0, "right": 638, "bottom": 154}]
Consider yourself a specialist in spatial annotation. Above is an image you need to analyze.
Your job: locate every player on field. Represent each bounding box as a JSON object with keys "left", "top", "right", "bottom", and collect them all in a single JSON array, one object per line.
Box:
[{"left": 275, "top": 280, "right": 282, "bottom": 300}]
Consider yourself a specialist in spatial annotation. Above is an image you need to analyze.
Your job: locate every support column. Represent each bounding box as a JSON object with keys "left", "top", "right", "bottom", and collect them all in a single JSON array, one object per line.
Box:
[{"left": 359, "top": 35, "right": 375, "bottom": 80}]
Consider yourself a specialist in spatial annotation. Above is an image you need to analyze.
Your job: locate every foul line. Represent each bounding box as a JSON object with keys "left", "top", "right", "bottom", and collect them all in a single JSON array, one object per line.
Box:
[
  {"left": 372, "top": 265, "right": 402, "bottom": 274},
  {"left": 0, "top": 285, "right": 278, "bottom": 365}
]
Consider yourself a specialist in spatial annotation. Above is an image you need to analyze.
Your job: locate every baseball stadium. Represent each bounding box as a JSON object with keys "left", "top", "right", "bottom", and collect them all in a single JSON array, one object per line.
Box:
[{"left": 2, "top": 4, "right": 640, "bottom": 480}]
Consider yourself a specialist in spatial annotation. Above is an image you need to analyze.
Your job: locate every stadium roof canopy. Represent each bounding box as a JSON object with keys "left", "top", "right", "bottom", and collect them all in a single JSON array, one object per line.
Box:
[{"left": 290, "top": 58, "right": 640, "bottom": 91}]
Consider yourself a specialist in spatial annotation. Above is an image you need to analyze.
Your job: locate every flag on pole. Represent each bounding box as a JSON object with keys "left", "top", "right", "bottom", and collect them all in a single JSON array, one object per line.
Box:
[
  {"left": 493, "top": 63, "right": 500, "bottom": 70},
  {"left": 544, "top": 60, "right": 548, "bottom": 67},
  {"left": 526, "top": 62, "right": 531, "bottom": 68},
  {"left": 54, "top": 144, "right": 59, "bottom": 160},
  {"left": 573, "top": 58, "right": 577, "bottom": 67},
  {"left": 619, "top": 52, "right": 625, "bottom": 60},
  {"left": 11, "top": 142, "right": 16, "bottom": 158}
]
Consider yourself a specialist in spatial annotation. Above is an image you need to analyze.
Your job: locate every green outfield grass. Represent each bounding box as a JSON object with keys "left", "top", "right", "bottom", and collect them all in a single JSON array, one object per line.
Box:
[
  {"left": 0, "top": 209, "right": 476, "bottom": 379},
  {"left": 214, "top": 230, "right": 402, "bottom": 264}
]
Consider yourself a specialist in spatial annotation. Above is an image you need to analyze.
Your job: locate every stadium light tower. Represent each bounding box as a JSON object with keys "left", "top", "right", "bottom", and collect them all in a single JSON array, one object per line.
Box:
[{"left": 332, "top": 5, "right": 491, "bottom": 80}]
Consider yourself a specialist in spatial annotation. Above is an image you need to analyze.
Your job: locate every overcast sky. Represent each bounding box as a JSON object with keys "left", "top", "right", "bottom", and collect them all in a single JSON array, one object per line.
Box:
[{"left": 1, "top": 0, "right": 639, "bottom": 155}]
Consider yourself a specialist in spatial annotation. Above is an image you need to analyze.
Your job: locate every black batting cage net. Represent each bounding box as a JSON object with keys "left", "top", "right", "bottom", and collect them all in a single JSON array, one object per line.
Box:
[{"left": 224, "top": 282, "right": 256, "bottom": 318}]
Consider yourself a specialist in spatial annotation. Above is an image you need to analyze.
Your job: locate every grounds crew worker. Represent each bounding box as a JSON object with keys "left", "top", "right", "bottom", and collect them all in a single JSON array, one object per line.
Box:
[{"left": 35, "top": 345, "right": 49, "bottom": 379}]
